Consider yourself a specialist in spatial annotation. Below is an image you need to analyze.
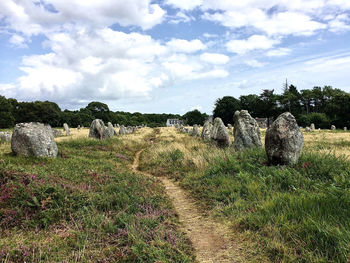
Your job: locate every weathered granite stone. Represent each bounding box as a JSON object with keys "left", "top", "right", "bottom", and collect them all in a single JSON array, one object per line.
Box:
[
  {"left": 233, "top": 110, "right": 262, "bottom": 151},
  {"left": 107, "top": 122, "right": 117, "bottom": 136},
  {"left": 11, "top": 122, "right": 58, "bottom": 157},
  {"left": 0, "top": 132, "right": 11, "bottom": 142},
  {"left": 63, "top": 123, "right": 70, "bottom": 135},
  {"left": 191, "top": 124, "right": 200, "bottom": 137},
  {"left": 52, "top": 129, "right": 62, "bottom": 137},
  {"left": 77, "top": 125, "right": 81, "bottom": 130},
  {"left": 331, "top": 125, "right": 336, "bottom": 130},
  {"left": 119, "top": 125, "right": 126, "bottom": 135},
  {"left": 310, "top": 123, "right": 315, "bottom": 131},
  {"left": 89, "top": 119, "right": 111, "bottom": 139},
  {"left": 201, "top": 121, "right": 212, "bottom": 141},
  {"left": 265, "top": 112, "right": 304, "bottom": 165},
  {"left": 305, "top": 127, "right": 311, "bottom": 132},
  {"left": 211, "top": 117, "right": 230, "bottom": 147},
  {"left": 344, "top": 127, "right": 348, "bottom": 131}
]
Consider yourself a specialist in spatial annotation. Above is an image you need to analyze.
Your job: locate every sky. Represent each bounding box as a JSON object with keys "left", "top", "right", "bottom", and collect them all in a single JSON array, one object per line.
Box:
[{"left": 1, "top": 0, "right": 350, "bottom": 114}]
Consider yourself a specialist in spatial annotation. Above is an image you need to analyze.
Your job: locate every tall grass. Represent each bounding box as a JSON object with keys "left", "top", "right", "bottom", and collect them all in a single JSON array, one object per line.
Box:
[
  {"left": 141, "top": 127, "right": 350, "bottom": 262},
  {"left": 0, "top": 134, "right": 194, "bottom": 262}
]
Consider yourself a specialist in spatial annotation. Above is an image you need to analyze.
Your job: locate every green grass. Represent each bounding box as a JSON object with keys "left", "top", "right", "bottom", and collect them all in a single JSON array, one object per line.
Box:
[
  {"left": 141, "top": 132, "right": 350, "bottom": 263},
  {"left": 0, "top": 136, "right": 194, "bottom": 262}
]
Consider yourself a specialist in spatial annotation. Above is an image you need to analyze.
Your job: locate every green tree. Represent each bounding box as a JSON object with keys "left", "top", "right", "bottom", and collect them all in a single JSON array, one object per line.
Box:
[
  {"left": 85, "top": 101, "right": 110, "bottom": 122},
  {"left": 0, "top": 96, "right": 15, "bottom": 128},
  {"left": 183, "top": 109, "right": 207, "bottom": 126},
  {"left": 213, "top": 96, "right": 240, "bottom": 125}
]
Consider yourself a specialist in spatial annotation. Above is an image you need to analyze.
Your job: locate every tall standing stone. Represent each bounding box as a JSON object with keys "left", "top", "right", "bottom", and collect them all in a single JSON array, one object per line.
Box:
[
  {"left": 201, "top": 121, "right": 212, "bottom": 141},
  {"left": 211, "top": 117, "right": 230, "bottom": 147},
  {"left": 265, "top": 112, "right": 304, "bottom": 165},
  {"left": 11, "top": 122, "right": 58, "bottom": 157},
  {"left": 63, "top": 123, "right": 70, "bottom": 136},
  {"left": 119, "top": 125, "right": 126, "bottom": 135},
  {"left": 191, "top": 124, "right": 200, "bottom": 137},
  {"left": 107, "top": 122, "right": 117, "bottom": 136},
  {"left": 344, "top": 127, "right": 348, "bottom": 131},
  {"left": 89, "top": 119, "right": 111, "bottom": 139},
  {"left": 310, "top": 123, "right": 315, "bottom": 131},
  {"left": 233, "top": 110, "right": 262, "bottom": 151}
]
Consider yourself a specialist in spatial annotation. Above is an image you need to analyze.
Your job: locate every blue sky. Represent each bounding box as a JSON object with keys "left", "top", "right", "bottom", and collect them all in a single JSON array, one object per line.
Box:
[{"left": 1, "top": 0, "right": 350, "bottom": 114}]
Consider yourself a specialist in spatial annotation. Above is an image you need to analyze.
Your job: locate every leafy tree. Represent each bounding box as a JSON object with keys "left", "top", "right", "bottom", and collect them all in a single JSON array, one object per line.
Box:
[
  {"left": 0, "top": 96, "right": 15, "bottom": 128},
  {"left": 86, "top": 101, "right": 110, "bottom": 122},
  {"left": 183, "top": 109, "right": 207, "bottom": 126},
  {"left": 213, "top": 96, "right": 240, "bottom": 125},
  {"left": 239, "top": 94, "right": 260, "bottom": 117}
]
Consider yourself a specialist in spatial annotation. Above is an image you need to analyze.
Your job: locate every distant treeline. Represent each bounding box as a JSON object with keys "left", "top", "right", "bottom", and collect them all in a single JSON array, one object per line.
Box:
[
  {"left": 1, "top": 85, "right": 349, "bottom": 129},
  {"left": 213, "top": 85, "right": 350, "bottom": 129}
]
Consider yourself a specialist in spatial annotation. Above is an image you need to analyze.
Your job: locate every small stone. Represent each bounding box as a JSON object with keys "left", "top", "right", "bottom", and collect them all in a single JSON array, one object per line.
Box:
[
  {"left": 52, "top": 129, "right": 62, "bottom": 137},
  {"left": 201, "top": 121, "right": 212, "bottom": 141},
  {"left": 11, "top": 122, "right": 58, "bottom": 157},
  {"left": 310, "top": 123, "right": 315, "bottom": 131},
  {"left": 344, "top": 127, "right": 348, "bottom": 131},
  {"left": 191, "top": 125, "right": 200, "bottom": 137},
  {"left": 63, "top": 123, "right": 70, "bottom": 135},
  {"left": 305, "top": 127, "right": 311, "bottom": 132},
  {"left": 331, "top": 125, "right": 336, "bottom": 130},
  {"left": 265, "top": 112, "right": 304, "bottom": 165},
  {"left": 0, "top": 132, "right": 12, "bottom": 142},
  {"left": 119, "top": 125, "right": 126, "bottom": 135}
]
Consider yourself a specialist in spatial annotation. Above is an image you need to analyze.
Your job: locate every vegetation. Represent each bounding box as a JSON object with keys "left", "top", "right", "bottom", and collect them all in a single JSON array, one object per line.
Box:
[
  {"left": 2, "top": 84, "right": 349, "bottom": 129},
  {"left": 213, "top": 85, "right": 350, "bottom": 128},
  {"left": 0, "top": 129, "right": 194, "bottom": 262},
  {"left": 140, "top": 127, "right": 350, "bottom": 262}
]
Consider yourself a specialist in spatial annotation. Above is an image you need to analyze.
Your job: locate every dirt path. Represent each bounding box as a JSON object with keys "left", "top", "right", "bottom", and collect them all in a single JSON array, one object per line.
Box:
[{"left": 132, "top": 149, "right": 250, "bottom": 263}]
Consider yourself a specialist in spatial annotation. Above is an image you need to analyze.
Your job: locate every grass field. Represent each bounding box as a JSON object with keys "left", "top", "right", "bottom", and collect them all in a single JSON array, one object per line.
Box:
[
  {"left": 0, "top": 128, "right": 195, "bottom": 262},
  {"left": 1, "top": 126, "right": 350, "bottom": 262},
  {"left": 139, "top": 127, "right": 350, "bottom": 263}
]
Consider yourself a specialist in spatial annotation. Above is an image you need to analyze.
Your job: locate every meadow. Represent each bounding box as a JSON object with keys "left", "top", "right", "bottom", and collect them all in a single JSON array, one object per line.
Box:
[
  {"left": 1, "top": 126, "right": 350, "bottom": 262},
  {"left": 140, "top": 127, "right": 350, "bottom": 263}
]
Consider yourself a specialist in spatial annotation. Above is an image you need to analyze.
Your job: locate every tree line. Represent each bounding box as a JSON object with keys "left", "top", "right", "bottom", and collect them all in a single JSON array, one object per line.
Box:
[
  {"left": 0, "top": 85, "right": 349, "bottom": 129},
  {"left": 213, "top": 85, "right": 350, "bottom": 129}
]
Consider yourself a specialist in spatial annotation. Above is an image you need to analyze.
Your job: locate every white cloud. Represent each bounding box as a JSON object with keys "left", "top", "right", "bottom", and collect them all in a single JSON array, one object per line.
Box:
[
  {"left": 166, "top": 39, "right": 206, "bottom": 53},
  {"left": 1, "top": 28, "right": 227, "bottom": 103},
  {"left": 200, "top": 53, "right": 229, "bottom": 64},
  {"left": 267, "top": 48, "right": 291, "bottom": 57},
  {"left": 9, "top": 34, "right": 27, "bottom": 48},
  {"left": 245, "top": 59, "right": 266, "bottom": 68},
  {"left": 166, "top": 0, "right": 203, "bottom": 11},
  {"left": 329, "top": 14, "right": 350, "bottom": 32},
  {"left": 226, "top": 35, "right": 278, "bottom": 54},
  {"left": 0, "top": 0, "right": 166, "bottom": 38}
]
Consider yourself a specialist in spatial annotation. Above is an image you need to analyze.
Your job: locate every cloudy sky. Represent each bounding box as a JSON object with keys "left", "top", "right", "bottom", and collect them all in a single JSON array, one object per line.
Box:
[{"left": 1, "top": 0, "right": 350, "bottom": 114}]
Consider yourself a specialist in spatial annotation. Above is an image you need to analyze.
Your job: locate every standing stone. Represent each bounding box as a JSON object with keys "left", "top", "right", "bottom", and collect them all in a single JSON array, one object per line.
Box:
[
  {"left": 227, "top": 124, "right": 233, "bottom": 129},
  {"left": 11, "top": 122, "right": 58, "bottom": 157},
  {"left": 310, "top": 123, "right": 315, "bottom": 131},
  {"left": 119, "top": 125, "right": 126, "bottom": 135},
  {"left": 233, "top": 110, "right": 262, "bottom": 151},
  {"left": 344, "top": 127, "right": 348, "bottom": 131},
  {"left": 211, "top": 117, "right": 230, "bottom": 147},
  {"left": 265, "top": 112, "right": 304, "bottom": 165},
  {"left": 0, "top": 132, "right": 12, "bottom": 142},
  {"left": 77, "top": 125, "right": 81, "bottom": 130},
  {"left": 89, "top": 119, "right": 111, "bottom": 139},
  {"left": 331, "top": 125, "right": 336, "bottom": 130},
  {"left": 305, "top": 127, "right": 311, "bottom": 132},
  {"left": 201, "top": 121, "right": 212, "bottom": 141},
  {"left": 191, "top": 125, "right": 200, "bottom": 137},
  {"left": 107, "top": 122, "right": 117, "bottom": 136},
  {"left": 63, "top": 123, "right": 70, "bottom": 135},
  {"left": 52, "top": 129, "right": 62, "bottom": 137}
]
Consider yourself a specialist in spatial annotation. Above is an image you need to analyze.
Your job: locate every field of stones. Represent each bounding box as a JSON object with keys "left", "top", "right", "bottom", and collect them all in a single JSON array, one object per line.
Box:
[{"left": 1, "top": 112, "right": 350, "bottom": 262}]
